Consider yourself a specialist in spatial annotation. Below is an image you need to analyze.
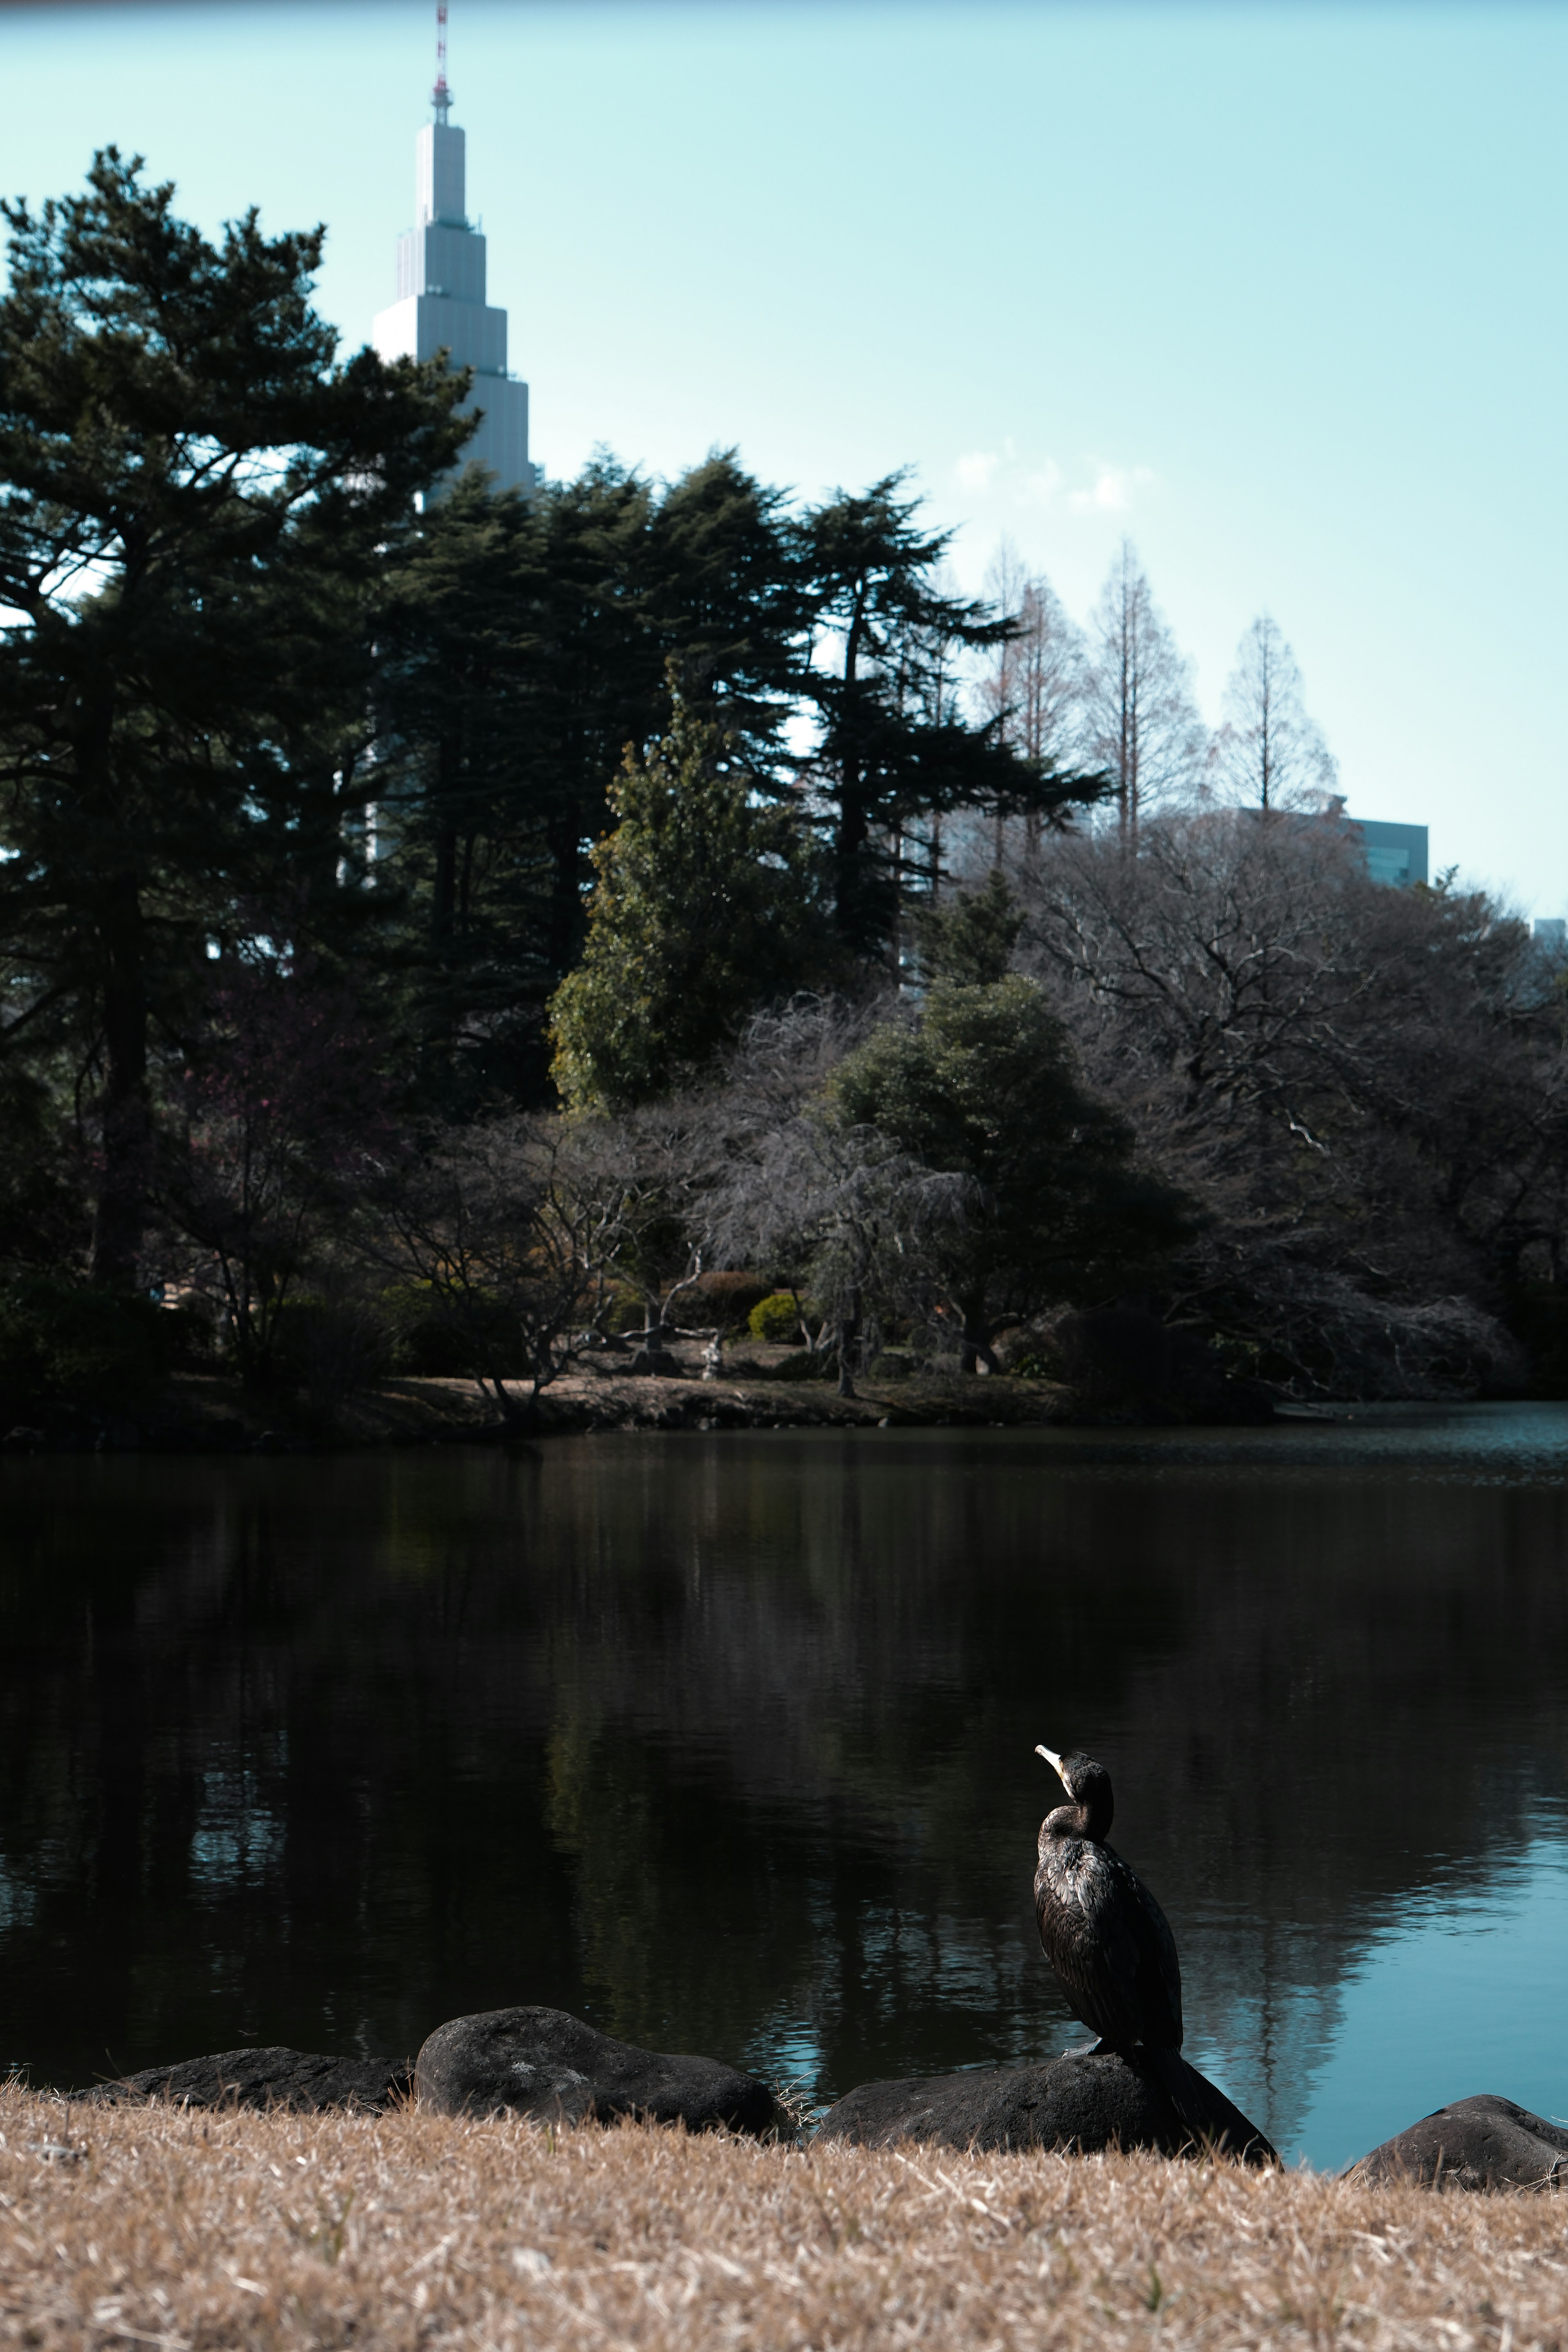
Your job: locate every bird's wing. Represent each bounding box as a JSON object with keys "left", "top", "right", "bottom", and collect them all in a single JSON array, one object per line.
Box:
[
  {"left": 1036, "top": 1840, "right": 1185, "bottom": 2053},
  {"left": 1039, "top": 1842, "right": 1149, "bottom": 2048}
]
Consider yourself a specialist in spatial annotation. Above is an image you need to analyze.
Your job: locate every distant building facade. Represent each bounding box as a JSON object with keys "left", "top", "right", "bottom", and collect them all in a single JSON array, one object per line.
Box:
[
  {"left": 1343, "top": 815, "right": 1428, "bottom": 888},
  {"left": 372, "top": 69, "right": 535, "bottom": 496}
]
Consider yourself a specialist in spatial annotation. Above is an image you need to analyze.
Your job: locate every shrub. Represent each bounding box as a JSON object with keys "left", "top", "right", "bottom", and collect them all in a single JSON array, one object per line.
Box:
[
  {"left": 748, "top": 1292, "right": 805, "bottom": 1345},
  {"left": 0, "top": 1278, "right": 176, "bottom": 1411}
]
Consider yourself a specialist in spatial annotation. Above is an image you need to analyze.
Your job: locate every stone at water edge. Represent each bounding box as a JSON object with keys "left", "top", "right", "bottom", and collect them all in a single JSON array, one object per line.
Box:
[
  {"left": 815, "top": 2049, "right": 1276, "bottom": 2165},
  {"left": 1348, "top": 2094, "right": 1568, "bottom": 2191},
  {"left": 414, "top": 2006, "right": 777, "bottom": 2135},
  {"left": 72, "top": 2048, "right": 410, "bottom": 2113}
]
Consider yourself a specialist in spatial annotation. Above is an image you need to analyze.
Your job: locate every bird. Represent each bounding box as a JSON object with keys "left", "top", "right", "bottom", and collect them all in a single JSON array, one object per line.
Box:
[
  {"left": 1033, "top": 1744, "right": 1184, "bottom": 2060},
  {"left": 1032, "top": 1744, "right": 1280, "bottom": 2166}
]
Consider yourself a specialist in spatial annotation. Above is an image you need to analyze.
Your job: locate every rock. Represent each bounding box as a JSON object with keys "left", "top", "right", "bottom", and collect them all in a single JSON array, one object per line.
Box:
[
  {"left": 414, "top": 2005, "right": 775, "bottom": 2135},
  {"left": 1, "top": 1427, "right": 46, "bottom": 1454},
  {"left": 628, "top": 1347, "right": 682, "bottom": 1378},
  {"left": 1348, "top": 2094, "right": 1568, "bottom": 2192},
  {"left": 72, "top": 2047, "right": 410, "bottom": 2114},
  {"left": 816, "top": 2050, "right": 1275, "bottom": 2164}
]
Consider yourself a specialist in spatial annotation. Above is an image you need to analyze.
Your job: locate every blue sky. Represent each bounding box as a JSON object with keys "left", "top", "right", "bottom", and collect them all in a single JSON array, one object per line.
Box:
[{"left": 2, "top": 0, "right": 1565, "bottom": 911}]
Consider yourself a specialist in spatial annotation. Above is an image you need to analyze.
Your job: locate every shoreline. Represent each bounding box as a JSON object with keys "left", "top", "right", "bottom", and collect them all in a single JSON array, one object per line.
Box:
[{"left": 0, "top": 1363, "right": 1277, "bottom": 1455}]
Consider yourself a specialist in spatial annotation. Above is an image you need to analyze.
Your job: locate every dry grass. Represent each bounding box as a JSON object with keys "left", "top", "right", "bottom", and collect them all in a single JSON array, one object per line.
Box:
[{"left": 2, "top": 2084, "right": 1564, "bottom": 2351}]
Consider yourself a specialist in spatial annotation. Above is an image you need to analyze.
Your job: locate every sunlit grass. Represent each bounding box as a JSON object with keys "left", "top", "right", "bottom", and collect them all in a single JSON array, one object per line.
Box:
[{"left": 3, "top": 2082, "right": 1563, "bottom": 2349}]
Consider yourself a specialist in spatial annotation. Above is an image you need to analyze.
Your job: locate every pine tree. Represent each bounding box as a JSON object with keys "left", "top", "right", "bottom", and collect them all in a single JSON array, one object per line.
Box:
[
  {"left": 646, "top": 450, "right": 808, "bottom": 760},
  {"left": 0, "top": 151, "right": 468, "bottom": 1283},
  {"left": 801, "top": 474, "right": 1105, "bottom": 956}
]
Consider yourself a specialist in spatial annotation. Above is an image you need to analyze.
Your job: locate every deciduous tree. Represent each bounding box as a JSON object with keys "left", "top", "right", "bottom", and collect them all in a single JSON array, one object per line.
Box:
[
  {"left": 1081, "top": 541, "right": 1203, "bottom": 836},
  {"left": 1206, "top": 614, "right": 1337, "bottom": 811},
  {"left": 977, "top": 541, "right": 1088, "bottom": 861}
]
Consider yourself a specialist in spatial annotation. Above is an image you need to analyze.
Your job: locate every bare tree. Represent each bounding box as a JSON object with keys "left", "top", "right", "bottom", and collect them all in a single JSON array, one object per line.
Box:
[
  {"left": 1206, "top": 614, "right": 1338, "bottom": 811},
  {"left": 705, "top": 997, "right": 965, "bottom": 1394},
  {"left": 976, "top": 540, "right": 1087, "bottom": 864},
  {"left": 374, "top": 1117, "right": 618, "bottom": 1420},
  {"left": 158, "top": 950, "right": 391, "bottom": 1389},
  {"left": 1013, "top": 813, "right": 1562, "bottom": 1396},
  {"left": 546, "top": 1100, "right": 732, "bottom": 1342},
  {"left": 1081, "top": 540, "right": 1203, "bottom": 835}
]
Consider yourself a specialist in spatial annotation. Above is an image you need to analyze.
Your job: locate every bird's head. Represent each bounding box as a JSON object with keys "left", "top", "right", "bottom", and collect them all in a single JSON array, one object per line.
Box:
[{"left": 1035, "top": 1744, "right": 1114, "bottom": 1839}]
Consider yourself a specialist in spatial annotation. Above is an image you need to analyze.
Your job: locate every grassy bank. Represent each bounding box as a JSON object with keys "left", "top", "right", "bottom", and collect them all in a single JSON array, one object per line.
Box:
[{"left": 4, "top": 2087, "right": 1562, "bottom": 2350}]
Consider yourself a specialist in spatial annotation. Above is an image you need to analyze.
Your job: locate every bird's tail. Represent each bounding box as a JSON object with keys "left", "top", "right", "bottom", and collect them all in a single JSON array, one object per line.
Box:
[{"left": 1140, "top": 2045, "right": 1278, "bottom": 2169}]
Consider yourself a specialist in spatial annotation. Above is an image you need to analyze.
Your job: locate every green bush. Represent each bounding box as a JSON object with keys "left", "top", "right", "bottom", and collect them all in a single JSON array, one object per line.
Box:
[
  {"left": 748, "top": 1291, "right": 805, "bottom": 1344},
  {"left": 0, "top": 1278, "right": 176, "bottom": 1410}
]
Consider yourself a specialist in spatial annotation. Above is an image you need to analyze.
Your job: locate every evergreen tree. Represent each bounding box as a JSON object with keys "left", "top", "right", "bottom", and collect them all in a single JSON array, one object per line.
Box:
[
  {"left": 523, "top": 460, "right": 668, "bottom": 980},
  {"left": 377, "top": 472, "right": 555, "bottom": 1106},
  {"left": 909, "top": 868, "right": 1024, "bottom": 986},
  {"left": 801, "top": 474, "right": 1105, "bottom": 956},
  {"left": 645, "top": 449, "right": 809, "bottom": 766},
  {"left": 548, "top": 695, "right": 826, "bottom": 1110},
  {"left": 0, "top": 151, "right": 468, "bottom": 1283},
  {"left": 382, "top": 454, "right": 813, "bottom": 1108},
  {"left": 830, "top": 976, "right": 1191, "bottom": 1368}
]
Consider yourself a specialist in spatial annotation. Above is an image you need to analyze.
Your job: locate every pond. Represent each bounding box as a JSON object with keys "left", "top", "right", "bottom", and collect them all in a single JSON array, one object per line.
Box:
[{"left": 2, "top": 1406, "right": 1565, "bottom": 2171}]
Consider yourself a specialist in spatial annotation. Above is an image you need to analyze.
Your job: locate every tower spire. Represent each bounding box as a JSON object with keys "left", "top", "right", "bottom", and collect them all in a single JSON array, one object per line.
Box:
[
  {"left": 433, "top": 0, "right": 451, "bottom": 123},
  {"left": 375, "top": 3, "right": 537, "bottom": 496}
]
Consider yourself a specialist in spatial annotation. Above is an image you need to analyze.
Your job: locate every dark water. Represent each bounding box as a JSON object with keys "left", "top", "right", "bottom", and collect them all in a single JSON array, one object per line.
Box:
[{"left": 2, "top": 1407, "right": 1566, "bottom": 2170}]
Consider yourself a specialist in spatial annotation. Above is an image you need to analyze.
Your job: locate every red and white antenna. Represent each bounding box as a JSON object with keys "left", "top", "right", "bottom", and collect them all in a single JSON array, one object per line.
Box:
[{"left": 433, "top": 0, "right": 452, "bottom": 117}]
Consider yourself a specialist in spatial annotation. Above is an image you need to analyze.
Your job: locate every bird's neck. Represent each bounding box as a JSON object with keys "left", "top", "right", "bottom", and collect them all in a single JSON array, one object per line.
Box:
[{"left": 1047, "top": 1797, "right": 1112, "bottom": 1844}]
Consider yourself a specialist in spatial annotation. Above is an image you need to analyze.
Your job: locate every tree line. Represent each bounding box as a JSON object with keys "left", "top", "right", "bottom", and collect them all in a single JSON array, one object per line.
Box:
[{"left": 3, "top": 154, "right": 1564, "bottom": 1415}]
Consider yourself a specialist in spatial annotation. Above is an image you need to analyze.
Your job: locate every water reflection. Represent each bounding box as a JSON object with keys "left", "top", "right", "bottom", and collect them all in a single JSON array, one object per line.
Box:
[
  {"left": 0, "top": 1407, "right": 1564, "bottom": 2167},
  {"left": 1291, "top": 1819, "right": 1568, "bottom": 2169}
]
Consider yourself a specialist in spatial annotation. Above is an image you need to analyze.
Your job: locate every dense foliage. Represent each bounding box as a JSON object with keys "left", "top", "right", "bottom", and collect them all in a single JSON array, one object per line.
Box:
[{"left": 4, "top": 156, "right": 1566, "bottom": 1410}]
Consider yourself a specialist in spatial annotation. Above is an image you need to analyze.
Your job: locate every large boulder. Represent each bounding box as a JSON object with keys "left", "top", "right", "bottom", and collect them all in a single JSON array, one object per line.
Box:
[
  {"left": 73, "top": 2047, "right": 409, "bottom": 2113},
  {"left": 1348, "top": 2095, "right": 1568, "bottom": 2192},
  {"left": 816, "top": 2050, "right": 1275, "bottom": 2164},
  {"left": 414, "top": 2006, "right": 775, "bottom": 2136}
]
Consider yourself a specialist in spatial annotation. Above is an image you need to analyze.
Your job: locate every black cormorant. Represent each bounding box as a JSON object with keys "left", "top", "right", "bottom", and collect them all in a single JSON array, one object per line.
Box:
[
  {"left": 1032, "top": 1743, "right": 1183, "bottom": 2057},
  {"left": 1032, "top": 1743, "right": 1280, "bottom": 2165}
]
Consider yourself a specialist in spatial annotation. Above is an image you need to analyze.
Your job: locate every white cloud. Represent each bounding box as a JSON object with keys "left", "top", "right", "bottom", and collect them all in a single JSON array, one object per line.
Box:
[
  {"left": 1025, "top": 460, "right": 1063, "bottom": 505},
  {"left": 957, "top": 449, "right": 1002, "bottom": 490},
  {"left": 1068, "top": 463, "right": 1156, "bottom": 514}
]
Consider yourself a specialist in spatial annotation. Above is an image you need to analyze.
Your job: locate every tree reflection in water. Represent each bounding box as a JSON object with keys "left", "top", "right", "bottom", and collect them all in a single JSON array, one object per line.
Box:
[{"left": 0, "top": 1411, "right": 1565, "bottom": 2161}]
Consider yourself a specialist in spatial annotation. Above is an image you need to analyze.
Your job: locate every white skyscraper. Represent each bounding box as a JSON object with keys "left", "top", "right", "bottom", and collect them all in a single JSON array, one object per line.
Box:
[{"left": 373, "top": 24, "right": 535, "bottom": 496}]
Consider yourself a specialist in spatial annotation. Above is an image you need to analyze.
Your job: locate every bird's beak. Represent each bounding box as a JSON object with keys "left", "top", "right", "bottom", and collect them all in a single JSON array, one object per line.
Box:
[{"left": 1035, "top": 1743, "right": 1065, "bottom": 1783}]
